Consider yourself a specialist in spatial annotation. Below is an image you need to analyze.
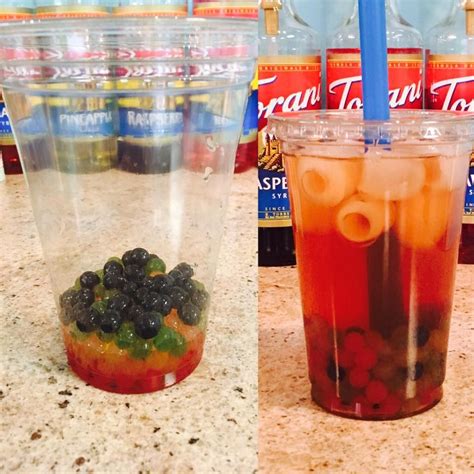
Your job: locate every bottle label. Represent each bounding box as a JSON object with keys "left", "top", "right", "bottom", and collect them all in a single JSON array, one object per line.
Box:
[
  {"left": 119, "top": 109, "right": 184, "bottom": 138},
  {"left": 50, "top": 107, "right": 115, "bottom": 138},
  {"left": 326, "top": 48, "right": 423, "bottom": 110},
  {"left": 36, "top": 5, "right": 109, "bottom": 18},
  {"left": 258, "top": 56, "right": 322, "bottom": 228},
  {"left": 114, "top": 5, "right": 187, "bottom": 17},
  {"left": 0, "top": 101, "right": 15, "bottom": 146},
  {"left": 426, "top": 55, "right": 474, "bottom": 223},
  {"left": 466, "top": 159, "right": 474, "bottom": 224},
  {"left": 0, "top": 7, "right": 33, "bottom": 20},
  {"left": 193, "top": 1, "right": 258, "bottom": 18},
  {"left": 240, "top": 87, "right": 258, "bottom": 145},
  {"left": 426, "top": 55, "right": 474, "bottom": 112}
]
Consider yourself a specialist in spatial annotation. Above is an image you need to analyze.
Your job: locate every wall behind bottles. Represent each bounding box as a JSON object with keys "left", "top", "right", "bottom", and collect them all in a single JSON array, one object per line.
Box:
[{"left": 294, "top": 0, "right": 449, "bottom": 38}]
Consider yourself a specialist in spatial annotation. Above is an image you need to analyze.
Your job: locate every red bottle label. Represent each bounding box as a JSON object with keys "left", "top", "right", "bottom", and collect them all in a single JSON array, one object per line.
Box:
[
  {"left": 193, "top": 1, "right": 258, "bottom": 18},
  {"left": 258, "top": 56, "right": 322, "bottom": 132},
  {"left": 258, "top": 56, "right": 322, "bottom": 227},
  {"left": 426, "top": 55, "right": 474, "bottom": 112},
  {"left": 327, "top": 48, "right": 423, "bottom": 110}
]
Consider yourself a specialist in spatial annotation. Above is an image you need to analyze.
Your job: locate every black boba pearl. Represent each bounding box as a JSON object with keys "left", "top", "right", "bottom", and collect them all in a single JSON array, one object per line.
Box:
[
  {"left": 169, "top": 286, "right": 189, "bottom": 309},
  {"left": 79, "top": 271, "right": 100, "bottom": 289},
  {"left": 107, "top": 294, "right": 131, "bottom": 315},
  {"left": 191, "top": 289, "right": 209, "bottom": 310},
  {"left": 122, "top": 250, "right": 133, "bottom": 266},
  {"left": 128, "top": 304, "right": 145, "bottom": 321},
  {"left": 103, "top": 272, "right": 126, "bottom": 290},
  {"left": 104, "top": 260, "right": 123, "bottom": 275},
  {"left": 168, "top": 269, "right": 183, "bottom": 283},
  {"left": 141, "top": 277, "right": 155, "bottom": 290},
  {"left": 60, "top": 289, "right": 79, "bottom": 309},
  {"left": 407, "top": 362, "right": 424, "bottom": 381},
  {"left": 72, "top": 301, "right": 88, "bottom": 321},
  {"left": 76, "top": 307, "right": 101, "bottom": 332},
  {"left": 416, "top": 326, "right": 430, "bottom": 347},
  {"left": 131, "top": 248, "right": 150, "bottom": 267},
  {"left": 122, "top": 281, "right": 138, "bottom": 296},
  {"left": 134, "top": 311, "right": 162, "bottom": 339},
  {"left": 142, "top": 291, "right": 162, "bottom": 311},
  {"left": 159, "top": 294, "right": 173, "bottom": 316},
  {"left": 77, "top": 288, "right": 94, "bottom": 306},
  {"left": 326, "top": 358, "right": 346, "bottom": 382},
  {"left": 178, "top": 302, "right": 201, "bottom": 326},
  {"left": 100, "top": 309, "right": 123, "bottom": 333},
  {"left": 180, "top": 278, "right": 195, "bottom": 294},
  {"left": 124, "top": 264, "right": 146, "bottom": 283},
  {"left": 174, "top": 262, "right": 194, "bottom": 279},
  {"left": 134, "top": 287, "right": 150, "bottom": 305},
  {"left": 152, "top": 274, "right": 174, "bottom": 294}
]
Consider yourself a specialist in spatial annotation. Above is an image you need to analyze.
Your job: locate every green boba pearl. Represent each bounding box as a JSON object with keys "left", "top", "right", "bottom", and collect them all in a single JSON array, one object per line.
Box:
[
  {"left": 130, "top": 339, "right": 152, "bottom": 359},
  {"left": 115, "top": 322, "right": 137, "bottom": 349},
  {"left": 170, "top": 333, "right": 187, "bottom": 357},
  {"left": 145, "top": 257, "right": 166, "bottom": 275}
]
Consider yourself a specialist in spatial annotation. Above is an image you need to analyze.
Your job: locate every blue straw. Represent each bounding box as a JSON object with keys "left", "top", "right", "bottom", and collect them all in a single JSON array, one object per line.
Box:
[{"left": 358, "top": 0, "right": 390, "bottom": 122}]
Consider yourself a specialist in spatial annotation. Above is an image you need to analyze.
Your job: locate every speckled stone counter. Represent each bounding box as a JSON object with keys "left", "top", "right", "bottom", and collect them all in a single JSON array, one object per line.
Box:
[
  {"left": 259, "top": 265, "right": 473, "bottom": 473},
  {"left": 0, "top": 170, "right": 257, "bottom": 473}
]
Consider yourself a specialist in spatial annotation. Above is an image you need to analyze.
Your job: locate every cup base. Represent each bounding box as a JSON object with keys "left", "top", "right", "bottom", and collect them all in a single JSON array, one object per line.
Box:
[
  {"left": 66, "top": 349, "right": 203, "bottom": 394},
  {"left": 310, "top": 384, "right": 443, "bottom": 421}
]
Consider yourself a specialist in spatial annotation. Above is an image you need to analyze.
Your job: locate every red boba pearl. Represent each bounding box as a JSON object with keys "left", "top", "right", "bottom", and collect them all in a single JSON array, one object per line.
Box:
[
  {"left": 344, "top": 332, "right": 366, "bottom": 354},
  {"left": 349, "top": 367, "right": 370, "bottom": 388},
  {"left": 338, "top": 349, "right": 355, "bottom": 369},
  {"left": 365, "top": 380, "right": 389, "bottom": 404},
  {"left": 378, "top": 394, "right": 402, "bottom": 417},
  {"left": 355, "top": 347, "right": 378, "bottom": 370}
]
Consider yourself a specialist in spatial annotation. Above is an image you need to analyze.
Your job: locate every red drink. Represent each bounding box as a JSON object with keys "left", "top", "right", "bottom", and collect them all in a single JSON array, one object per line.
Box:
[{"left": 270, "top": 110, "right": 473, "bottom": 420}]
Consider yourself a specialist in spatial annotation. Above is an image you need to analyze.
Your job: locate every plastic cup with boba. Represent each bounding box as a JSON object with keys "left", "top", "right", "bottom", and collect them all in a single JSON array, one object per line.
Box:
[
  {"left": 269, "top": 109, "right": 473, "bottom": 419},
  {"left": 0, "top": 18, "right": 257, "bottom": 393}
]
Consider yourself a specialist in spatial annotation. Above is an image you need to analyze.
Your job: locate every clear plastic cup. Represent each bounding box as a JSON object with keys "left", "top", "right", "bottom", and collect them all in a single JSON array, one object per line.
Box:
[
  {"left": 269, "top": 110, "right": 473, "bottom": 420},
  {"left": 0, "top": 17, "right": 257, "bottom": 393}
]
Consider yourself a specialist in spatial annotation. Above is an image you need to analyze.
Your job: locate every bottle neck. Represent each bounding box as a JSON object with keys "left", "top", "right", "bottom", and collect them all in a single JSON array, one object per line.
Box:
[
  {"left": 261, "top": 0, "right": 297, "bottom": 35},
  {"left": 350, "top": 0, "right": 403, "bottom": 23},
  {"left": 465, "top": 0, "right": 474, "bottom": 35}
]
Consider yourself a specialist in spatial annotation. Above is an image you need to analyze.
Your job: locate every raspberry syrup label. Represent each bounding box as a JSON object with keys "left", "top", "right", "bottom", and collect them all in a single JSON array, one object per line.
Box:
[
  {"left": 327, "top": 48, "right": 423, "bottom": 110},
  {"left": 426, "top": 55, "right": 474, "bottom": 112},
  {"left": 427, "top": 55, "right": 474, "bottom": 223},
  {"left": 258, "top": 56, "right": 322, "bottom": 227},
  {"left": 193, "top": 1, "right": 258, "bottom": 18}
]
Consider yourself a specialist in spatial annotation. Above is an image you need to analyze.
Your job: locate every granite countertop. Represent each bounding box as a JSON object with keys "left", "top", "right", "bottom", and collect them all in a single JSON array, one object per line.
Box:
[
  {"left": 0, "top": 170, "right": 257, "bottom": 473},
  {"left": 259, "top": 265, "right": 473, "bottom": 473}
]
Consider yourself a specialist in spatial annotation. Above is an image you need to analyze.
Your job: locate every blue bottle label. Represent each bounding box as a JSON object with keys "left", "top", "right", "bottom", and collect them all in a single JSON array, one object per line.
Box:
[
  {"left": 258, "top": 128, "right": 291, "bottom": 229},
  {"left": 51, "top": 107, "right": 115, "bottom": 137},
  {"left": 0, "top": 102, "right": 13, "bottom": 142},
  {"left": 119, "top": 109, "right": 184, "bottom": 138},
  {"left": 465, "top": 157, "right": 474, "bottom": 224},
  {"left": 240, "top": 89, "right": 258, "bottom": 144}
]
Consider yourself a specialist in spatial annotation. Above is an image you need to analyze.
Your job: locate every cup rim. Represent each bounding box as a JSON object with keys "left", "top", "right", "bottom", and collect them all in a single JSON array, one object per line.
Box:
[
  {"left": 0, "top": 16, "right": 258, "bottom": 38},
  {"left": 268, "top": 110, "right": 474, "bottom": 143}
]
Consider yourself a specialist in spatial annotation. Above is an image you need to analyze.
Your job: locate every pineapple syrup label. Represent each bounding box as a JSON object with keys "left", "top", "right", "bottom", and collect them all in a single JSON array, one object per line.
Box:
[
  {"left": 258, "top": 56, "right": 322, "bottom": 227},
  {"left": 193, "top": 1, "right": 258, "bottom": 18},
  {"left": 327, "top": 48, "right": 423, "bottom": 109},
  {"left": 427, "top": 54, "right": 474, "bottom": 224}
]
